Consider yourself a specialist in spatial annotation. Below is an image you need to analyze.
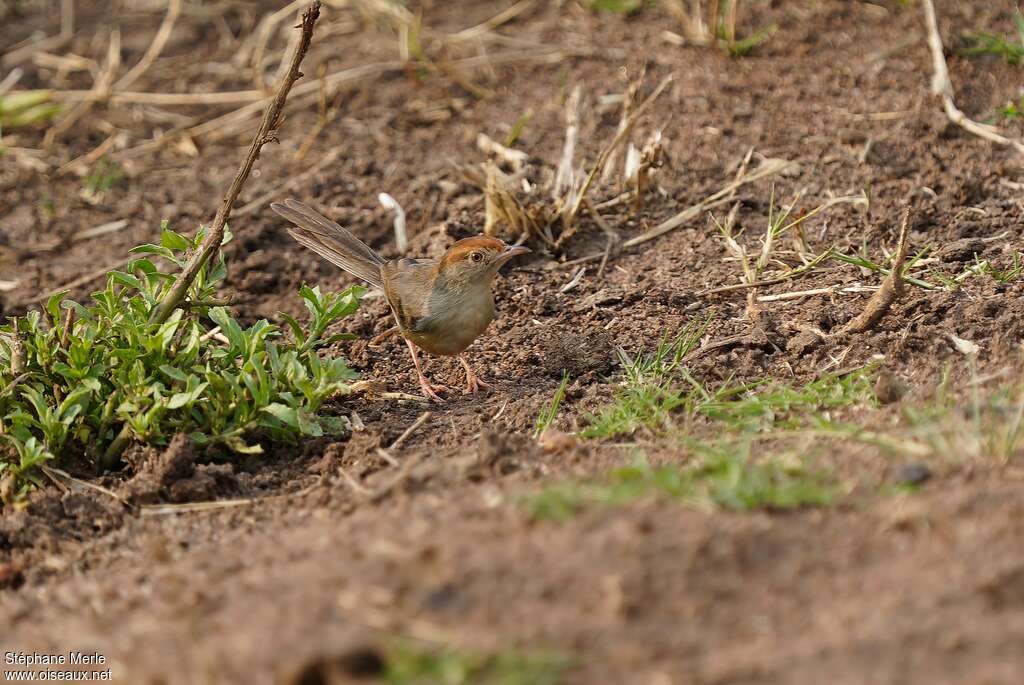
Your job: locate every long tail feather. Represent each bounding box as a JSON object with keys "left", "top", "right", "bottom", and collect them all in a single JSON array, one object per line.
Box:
[{"left": 271, "top": 199, "right": 385, "bottom": 290}]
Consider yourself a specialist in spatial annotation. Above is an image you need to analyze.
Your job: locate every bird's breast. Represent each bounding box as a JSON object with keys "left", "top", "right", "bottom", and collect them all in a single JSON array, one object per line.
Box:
[{"left": 407, "top": 283, "right": 495, "bottom": 356}]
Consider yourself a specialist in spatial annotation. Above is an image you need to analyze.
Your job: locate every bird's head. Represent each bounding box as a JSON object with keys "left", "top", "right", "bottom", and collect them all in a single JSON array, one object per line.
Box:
[{"left": 437, "top": 236, "right": 530, "bottom": 285}]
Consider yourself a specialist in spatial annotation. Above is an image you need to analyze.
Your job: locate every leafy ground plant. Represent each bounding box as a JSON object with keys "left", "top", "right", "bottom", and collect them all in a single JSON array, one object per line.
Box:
[
  {"left": 0, "top": 224, "right": 362, "bottom": 501},
  {"left": 384, "top": 641, "right": 570, "bottom": 685},
  {"left": 960, "top": 11, "right": 1024, "bottom": 65},
  {"left": 582, "top": 317, "right": 876, "bottom": 440},
  {"left": 534, "top": 372, "right": 570, "bottom": 438},
  {"left": 0, "top": 90, "right": 60, "bottom": 133},
  {"left": 525, "top": 446, "right": 833, "bottom": 522}
]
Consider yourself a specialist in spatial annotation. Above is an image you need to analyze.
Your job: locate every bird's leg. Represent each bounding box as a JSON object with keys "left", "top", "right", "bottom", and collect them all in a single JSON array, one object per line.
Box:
[
  {"left": 405, "top": 338, "right": 448, "bottom": 402},
  {"left": 458, "top": 354, "right": 492, "bottom": 395}
]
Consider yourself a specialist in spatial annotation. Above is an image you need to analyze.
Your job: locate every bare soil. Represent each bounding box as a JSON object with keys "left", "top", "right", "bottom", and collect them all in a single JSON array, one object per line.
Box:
[{"left": 3, "top": 1, "right": 1024, "bottom": 683}]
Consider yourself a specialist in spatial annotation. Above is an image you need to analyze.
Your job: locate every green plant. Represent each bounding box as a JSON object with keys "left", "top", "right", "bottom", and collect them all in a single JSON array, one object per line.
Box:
[
  {"left": 973, "top": 253, "right": 1024, "bottom": 282},
  {"left": 524, "top": 449, "right": 833, "bottom": 522},
  {"left": 581, "top": 316, "right": 710, "bottom": 439},
  {"left": 1000, "top": 96, "right": 1024, "bottom": 120},
  {"left": 581, "top": 314, "right": 875, "bottom": 440},
  {"left": 586, "top": 0, "right": 644, "bottom": 15},
  {"left": 898, "top": 381, "right": 1024, "bottom": 464},
  {"left": 829, "top": 244, "right": 936, "bottom": 290},
  {"left": 0, "top": 224, "right": 362, "bottom": 501},
  {"left": 725, "top": 24, "right": 777, "bottom": 57},
  {"left": 0, "top": 90, "right": 60, "bottom": 132},
  {"left": 696, "top": 368, "right": 877, "bottom": 432},
  {"left": 83, "top": 158, "right": 124, "bottom": 196},
  {"left": 384, "top": 641, "right": 570, "bottom": 685},
  {"left": 705, "top": 0, "right": 776, "bottom": 57},
  {"left": 960, "top": 11, "right": 1024, "bottom": 65},
  {"left": 534, "top": 372, "right": 570, "bottom": 438},
  {"left": 504, "top": 110, "right": 533, "bottom": 147}
]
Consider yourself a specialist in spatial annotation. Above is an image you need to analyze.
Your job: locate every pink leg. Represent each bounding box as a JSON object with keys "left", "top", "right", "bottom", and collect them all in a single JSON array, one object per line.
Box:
[
  {"left": 405, "top": 338, "right": 448, "bottom": 402},
  {"left": 459, "top": 354, "right": 492, "bottom": 395}
]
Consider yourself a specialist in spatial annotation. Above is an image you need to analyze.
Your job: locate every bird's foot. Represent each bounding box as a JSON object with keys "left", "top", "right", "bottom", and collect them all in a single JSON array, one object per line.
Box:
[
  {"left": 418, "top": 376, "right": 449, "bottom": 403},
  {"left": 463, "top": 369, "right": 492, "bottom": 395}
]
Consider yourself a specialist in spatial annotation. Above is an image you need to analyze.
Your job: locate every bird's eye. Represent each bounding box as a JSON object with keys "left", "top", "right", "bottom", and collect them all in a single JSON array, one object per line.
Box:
[{"left": 470, "top": 251, "right": 484, "bottom": 263}]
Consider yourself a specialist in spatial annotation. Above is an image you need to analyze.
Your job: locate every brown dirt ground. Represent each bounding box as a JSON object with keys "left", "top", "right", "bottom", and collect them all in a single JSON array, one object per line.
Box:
[{"left": 3, "top": 0, "right": 1024, "bottom": 683}]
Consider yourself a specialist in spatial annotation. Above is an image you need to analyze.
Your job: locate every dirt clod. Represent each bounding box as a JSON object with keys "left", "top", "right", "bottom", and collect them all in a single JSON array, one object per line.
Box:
[{"left": 540, "top": 326, "right": 615, "bottom": 379}]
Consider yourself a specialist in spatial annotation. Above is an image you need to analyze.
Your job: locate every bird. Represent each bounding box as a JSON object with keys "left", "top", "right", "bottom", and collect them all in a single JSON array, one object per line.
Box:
[{"left": 270, "top": 199, "right": 529, "bottom": 402}]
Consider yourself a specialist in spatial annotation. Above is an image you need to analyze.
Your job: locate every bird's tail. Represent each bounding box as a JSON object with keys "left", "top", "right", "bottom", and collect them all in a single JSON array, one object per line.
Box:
[{"left": 271, "top": 198, "right": 386, "bottom": 290}]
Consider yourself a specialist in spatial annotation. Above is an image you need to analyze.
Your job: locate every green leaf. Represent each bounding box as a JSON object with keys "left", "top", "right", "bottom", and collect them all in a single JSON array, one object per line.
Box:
[
  {"left": 209, "top": 307, "right": 246, "bottom": 352},
  {"left": 167, "top": 393, "right": 192, "bottom": 410},
  {"left": 129, "top": 244, "right": 176, "bottom": 260},
  {"left": 160, "top": 365, "right": 190, "bottom": 383},
  {"left": 318, "top": 414, "right": 350, "bottom": 436},
  {"left": 262, "top": 402, "right": 299, "bottom": 428},
  {"left": 109, "top": 271, "right": 144, "bottom": 292},
  {"left": 160, "top": 228, "right": 192, "bottom": 251},
  {"left": 45, "top": 290, "right": 69, "bottom": 322}
]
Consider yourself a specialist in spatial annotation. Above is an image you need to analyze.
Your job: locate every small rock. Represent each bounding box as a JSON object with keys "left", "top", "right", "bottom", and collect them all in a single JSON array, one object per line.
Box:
[
  {"left": 894, "top": 463, "right": 932, "bottom": 487},
  {"left": 937, "top": 237, "right": 985, "bottom": 263}
]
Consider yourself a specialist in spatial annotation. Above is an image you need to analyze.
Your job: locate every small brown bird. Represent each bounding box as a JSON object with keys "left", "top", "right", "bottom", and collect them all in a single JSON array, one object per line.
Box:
[{"left": 271, "top": 199, "right": 529, "bottom": 401}]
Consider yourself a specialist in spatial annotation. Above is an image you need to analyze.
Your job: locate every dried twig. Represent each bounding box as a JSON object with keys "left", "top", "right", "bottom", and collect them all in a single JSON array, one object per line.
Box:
[
  {"left": 71, "top": 219, "right": 129, "bottom": 242},
  {"left": 1, "top": 0, "right": 73, "bottom": 67},
  {"left": 449, "top": 0, "right": 536, "bottom": 42},
  {"left": 477, "top": 133, "right": 529, "bottom": 171},
  {"left": 57, "top": 131, "right": 121, "bottom": 176},
  {"left": 44, "top": 28, "right": 120, "bottom": 148},
  {"left": 39, "top": 464, "right": 132, "bottom": 509},
  {"left": 834, "top": 206, "right": 911, "bottom": 335},
  {"left": 236, "top": 148, "right": 340, "bottom": 215},
  {"left": 697, "top": 248, "right": 833, "bottom": 296},
  {"left": 559, "top": 75, "right": 673, "bottom": 242},
  {"left": 100, "top": 1, "right": 324, "bottom": 470},
  {"left": 37, "top": 258, "right": 130, "bottom": 303},
  {"left": 247, "top": 0, "right": 307, "bottom": 92},
  {"left": 553, "top": 86, "right": 581, "bottom": 199},
  {"left": 113, "top": 0, "right": 181, "bottom": 91},
  {"left": 0, "top": 68, "right": 22, "bottom": 99},
  {"left": 390, "top": 411, "right": 432, "bottom": 450},
  {"left": 379, "top": 193, "right": 409, "bottom": 253},
  {"left": 626, "top": 157, "right": 793, "bottom": 249},
  {"left": 922, "top": 0, "right": 1024, "bottom": 155},
  {"left": 149, "top": 2, "right": 322, "bottom": 326}
]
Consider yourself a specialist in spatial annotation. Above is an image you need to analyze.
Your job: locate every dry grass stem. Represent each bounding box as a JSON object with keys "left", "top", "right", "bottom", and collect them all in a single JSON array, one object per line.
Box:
[
  {"left": 113, "top": 0, "right": 181, "bottom": 91},
  {"left": 57, "top": 132, "right": 122, "bottom": 176},
  {"left": 626, "top": 157, "right": 794, "bottom": 249},
  {"left": 477, "top": 133, "right": 529, "bottom": 170},
  {"left": 237, "top": 149, "right": 342, "bottom": 216},
  {"left": 553, "top": 86, "right": 582, "bottom": 199},
  {"left": 834, "top": 206, "right": 911, "bottom": 335},
  {"left": 71, "top": 219, "right": 129, "bottom": 242},
  {"left": 601, "top": 76, "right": 642, "bottom": 183},
  {"left": 922, "top": 0, "right": 1024, "bottom": 155},
  {"left": 1, "top": 0, "right": 74, "bottom": 67},
  {"left": 560, "top": 75, "right": 673, "bottom": 243},
  {"left": 390, "top": 411, "right": 433, "bottom": 450},
  {"left": 245, "top": 0, "right": 306, "bottom": 91},
  {"left": 378, "top": 192, "right": 409, "bottom": 253},
  {"left": 44, "top": 28, "right": 121, "bottom": 148},
  {"left": 0, "top": 68, "right": 22, "bottom": 98},
  {"left": 450, "top": 0, "right": 536, "bottom": 43}
]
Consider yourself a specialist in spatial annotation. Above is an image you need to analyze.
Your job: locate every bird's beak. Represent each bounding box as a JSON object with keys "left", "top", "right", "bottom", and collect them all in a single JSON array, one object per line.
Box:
[{"left": 498, "top": 244, "right": 531, "bottom": 263}]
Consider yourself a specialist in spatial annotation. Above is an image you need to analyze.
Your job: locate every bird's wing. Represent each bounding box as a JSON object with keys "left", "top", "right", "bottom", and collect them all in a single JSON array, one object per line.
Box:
[{"left": 381, "top": 258, "right": 439, "bottom": 332}]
